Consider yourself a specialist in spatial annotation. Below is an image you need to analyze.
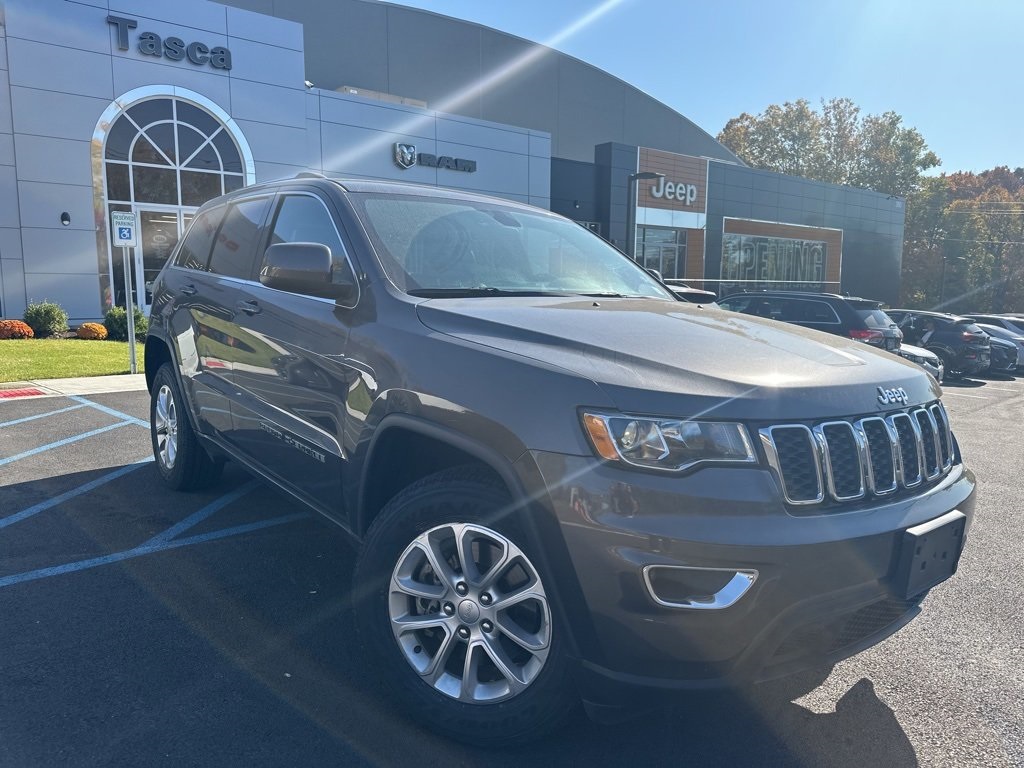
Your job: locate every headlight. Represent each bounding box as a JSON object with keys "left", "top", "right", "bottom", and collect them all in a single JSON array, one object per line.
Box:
[
  {"left": 902, "top": 353, "right": 924, "bottom": 364},
  {"left": 581, "top": 412, "right": 757, "bottom": 471}
]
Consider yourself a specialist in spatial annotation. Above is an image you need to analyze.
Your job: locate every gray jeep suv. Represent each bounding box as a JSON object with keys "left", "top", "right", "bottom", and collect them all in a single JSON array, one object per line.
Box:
[{"left": 144, "top": 176, "right": 975, "bottom": 744}]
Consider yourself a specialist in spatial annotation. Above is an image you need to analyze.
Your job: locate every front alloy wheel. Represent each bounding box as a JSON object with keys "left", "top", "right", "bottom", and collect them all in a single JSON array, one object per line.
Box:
[
  {"left": 354, "top": 467, "right": 576, "bottom": 745},
  {"left": 388, "top": 522, "right": 552, "bottom": 704}
]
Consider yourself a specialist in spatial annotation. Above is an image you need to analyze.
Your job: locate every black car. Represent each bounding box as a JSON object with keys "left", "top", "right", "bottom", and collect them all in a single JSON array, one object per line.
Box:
[
  {"left": 987, "top": 336, "right": 1018, "bottom": 374},
  {"left": 962, "top": 313, "right": 1024, "bottom": 335},
  {"left": 143, "top": 176, "right": 974, "bottom": 744},
  {"left": 886, "top": 310, "right": 991, "bottom": 378},
  {"left": 717, "top": 291, "right": 903, "bottom": 351}
]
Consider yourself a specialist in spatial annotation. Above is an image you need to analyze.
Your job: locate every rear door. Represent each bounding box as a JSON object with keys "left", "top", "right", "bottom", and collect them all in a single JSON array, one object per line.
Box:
[
  {"left": 163, "top": 203, "right": 234, "bottom": 436},
  {"left": 183, "top": 194, "right": 273, "bottom": 440},
  {"left": 226, "top": 190, "right": 362, "bottom": 516}
]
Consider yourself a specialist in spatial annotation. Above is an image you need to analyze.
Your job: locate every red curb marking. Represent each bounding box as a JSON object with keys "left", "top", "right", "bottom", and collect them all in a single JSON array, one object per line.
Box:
[{"left": 0, "top": 388, "right": 46, "bottom": 399}]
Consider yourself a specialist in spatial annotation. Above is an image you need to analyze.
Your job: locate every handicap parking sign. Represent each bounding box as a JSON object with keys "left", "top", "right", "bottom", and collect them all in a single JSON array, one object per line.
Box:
[{"left": 111, "top": 212, "right": 137, "bottom": 247}]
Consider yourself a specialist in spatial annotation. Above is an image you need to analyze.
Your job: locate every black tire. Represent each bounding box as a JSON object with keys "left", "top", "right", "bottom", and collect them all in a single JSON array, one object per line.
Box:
[
  {"left": 354, "top": 466, "right": 578, "bottom": 746},
  {"left": 150, "top": 363, "right": 223, "bottom": 491},
  {"left": 928, "top": 347, "right": 959, "bottom": 380}
]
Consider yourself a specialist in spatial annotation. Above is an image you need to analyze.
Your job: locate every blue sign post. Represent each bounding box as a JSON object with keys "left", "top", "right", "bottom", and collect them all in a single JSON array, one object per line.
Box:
[{"left": 111, "top": 211, "right": 139, "bottom": 374}]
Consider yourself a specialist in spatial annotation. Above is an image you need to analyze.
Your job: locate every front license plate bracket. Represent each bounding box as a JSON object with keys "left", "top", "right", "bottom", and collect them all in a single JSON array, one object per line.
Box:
[{"left": 895, "top": 511, "right": 967, "bottom": 599}]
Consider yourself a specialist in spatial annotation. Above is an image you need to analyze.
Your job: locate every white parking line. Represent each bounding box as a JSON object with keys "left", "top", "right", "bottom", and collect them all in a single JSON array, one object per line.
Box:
[
  {"left": 979, "top": 385, "right": 1020, "bottom": 392},
  {"left": 942, "top": 392, "right": 989, "bottom": 399}
]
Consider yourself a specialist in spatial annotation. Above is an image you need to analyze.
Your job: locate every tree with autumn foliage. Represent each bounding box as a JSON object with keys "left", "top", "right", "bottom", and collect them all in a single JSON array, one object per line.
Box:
[
  {"left": 717, "top": 98, "right": 940, "bottom": 197},
  {"left": 901, "top": 168, "right": 1024, "bottom": 312}
]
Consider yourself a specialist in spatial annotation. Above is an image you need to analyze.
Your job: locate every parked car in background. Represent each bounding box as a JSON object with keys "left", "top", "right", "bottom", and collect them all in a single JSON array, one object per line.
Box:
[
  {"left": 963, "top": 314, "right": 1024, "bottom": 335},
  {"left": 717, "top": 291, "right": 902, "bottom": 351},
  {"left": 899, "top": 343, "right": 944, "bottom": 382},
  {"left": 975, "top": 323, "right": 1024, "bottom": 361},
  {"left": 986, "top": 336, "right": 1019, "bottom": 374},
  {"left": 664, "top": 281, "right": 718, "bottom": 304},
  {"left": 886, "top": 310, "right": 990, "bottom": 379}
]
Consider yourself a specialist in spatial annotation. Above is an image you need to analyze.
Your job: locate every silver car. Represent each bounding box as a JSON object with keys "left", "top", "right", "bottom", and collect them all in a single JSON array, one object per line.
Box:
[{"left": 900, "top": 342, "right": 944, "bottom": 382}]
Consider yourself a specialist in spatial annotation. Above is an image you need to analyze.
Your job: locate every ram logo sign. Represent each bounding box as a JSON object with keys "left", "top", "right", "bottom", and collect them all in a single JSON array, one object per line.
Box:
[{"left": 393, "top": 143, "right": 417, "bottom": 170}]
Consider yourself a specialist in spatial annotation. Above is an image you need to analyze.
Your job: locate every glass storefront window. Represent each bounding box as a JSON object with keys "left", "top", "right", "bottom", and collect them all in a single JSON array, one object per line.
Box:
[
  {"left": 635, "top": 226, "right": 686, "bottom": 279},
  {"left": 720, "top": 233, "right": 827, "bottom": 294}
]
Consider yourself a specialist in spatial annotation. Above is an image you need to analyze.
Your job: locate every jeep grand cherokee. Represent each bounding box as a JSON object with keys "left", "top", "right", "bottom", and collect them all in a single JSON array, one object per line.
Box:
[{"left": 144, "top": 176, "right": 975, "bottom": 745}]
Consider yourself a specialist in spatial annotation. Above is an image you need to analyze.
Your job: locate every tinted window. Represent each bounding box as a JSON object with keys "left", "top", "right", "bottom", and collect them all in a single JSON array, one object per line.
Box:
[
  {"left": 174, "top": 206, "right": 224, "bottom": 270},
  {"left": 856, "top": 308, "right": 896, "bottom": 329},
  {"left": 268, "top": 195, "right": 354, "bottom": 285},
  {"left": 208, "top": 197, "right": 270, "bottom": 279},
  {"left": 795, "top": 300, "right": 840, "bottom": 324}
]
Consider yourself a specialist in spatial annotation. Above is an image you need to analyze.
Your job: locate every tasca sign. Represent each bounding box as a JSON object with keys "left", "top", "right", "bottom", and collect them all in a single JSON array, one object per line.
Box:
[{"left": 107, "top": 15, "right": 232, "bottom": 70}]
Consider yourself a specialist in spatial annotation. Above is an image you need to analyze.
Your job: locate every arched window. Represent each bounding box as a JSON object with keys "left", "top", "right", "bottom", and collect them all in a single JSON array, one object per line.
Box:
[
  {"left": 104, "top": 97, "right": 245, "bottom": 208},
  {"left": 96, "top": 92, "right": 253, "bottom": 311}
]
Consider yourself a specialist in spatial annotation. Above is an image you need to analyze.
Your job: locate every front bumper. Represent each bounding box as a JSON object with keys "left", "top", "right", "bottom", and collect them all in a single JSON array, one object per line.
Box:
[{"left": 522, "top": 452, "right": 976, "bottom": 700}]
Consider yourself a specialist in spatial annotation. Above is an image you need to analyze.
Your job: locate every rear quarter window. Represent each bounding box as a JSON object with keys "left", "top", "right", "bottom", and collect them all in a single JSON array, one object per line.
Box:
[{"left": 855, "top": 308, "right": 896, "bottom": 329}]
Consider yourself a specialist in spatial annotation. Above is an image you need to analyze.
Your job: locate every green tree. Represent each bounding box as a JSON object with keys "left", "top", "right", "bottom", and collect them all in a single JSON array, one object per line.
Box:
[{"left": 717, "top": 97, "right": 940, "bottom": 197}]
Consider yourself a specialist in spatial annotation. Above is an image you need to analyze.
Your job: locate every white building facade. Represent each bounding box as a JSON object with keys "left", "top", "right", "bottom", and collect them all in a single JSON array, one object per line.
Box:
[{"left": 0, "top": 0, "right": 552, "bottom": 322}]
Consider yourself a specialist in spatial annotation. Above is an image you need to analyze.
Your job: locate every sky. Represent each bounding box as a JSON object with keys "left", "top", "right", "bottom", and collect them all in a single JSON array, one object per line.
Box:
[{"left": 383, "top": 0, "right": 1023, "bottom": 175}]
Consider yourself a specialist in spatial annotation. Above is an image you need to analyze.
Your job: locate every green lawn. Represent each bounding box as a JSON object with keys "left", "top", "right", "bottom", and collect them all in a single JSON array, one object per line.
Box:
[{"left": 0, "top": 339, "right": 145, "bottom": 382}]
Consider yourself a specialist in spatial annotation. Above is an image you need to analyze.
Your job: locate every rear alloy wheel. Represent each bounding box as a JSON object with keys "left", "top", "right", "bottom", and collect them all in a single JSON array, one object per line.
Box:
[
  {"left": 150, "top": 363, "right": 223, "bottom": 491},
  {"left": 354, "top": 467, "right": 576, "bottom": 745}
]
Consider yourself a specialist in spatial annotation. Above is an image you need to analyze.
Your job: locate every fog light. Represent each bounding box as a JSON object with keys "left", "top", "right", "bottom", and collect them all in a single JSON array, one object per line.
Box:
[{"left": 642, "top": 565, "right": 757, "bottom": 610}]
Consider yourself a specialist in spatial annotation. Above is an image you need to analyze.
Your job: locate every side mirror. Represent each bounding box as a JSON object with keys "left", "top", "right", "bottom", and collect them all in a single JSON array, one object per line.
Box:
[
  {"left": 647, "top": 268, "right": 664, "bottom": 281},
  {"left": 259, "top": 242, "right": 355, "bottom": 301}
]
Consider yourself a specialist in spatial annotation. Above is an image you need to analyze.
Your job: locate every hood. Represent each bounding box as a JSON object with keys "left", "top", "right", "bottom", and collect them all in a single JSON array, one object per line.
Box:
[{"left": 415, "top": 297, "right": 941, "bottom": 421}]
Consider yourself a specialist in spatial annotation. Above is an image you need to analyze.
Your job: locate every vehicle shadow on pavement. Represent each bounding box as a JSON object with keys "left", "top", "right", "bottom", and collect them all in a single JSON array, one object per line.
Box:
[{"left": 0, "top": 463, "right": 917, "bottom": 768}]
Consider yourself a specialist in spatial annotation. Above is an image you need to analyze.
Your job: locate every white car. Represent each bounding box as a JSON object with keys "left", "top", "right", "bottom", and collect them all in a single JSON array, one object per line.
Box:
[{"left": 899, "top": 343, "right": 944, "bottom": 383}]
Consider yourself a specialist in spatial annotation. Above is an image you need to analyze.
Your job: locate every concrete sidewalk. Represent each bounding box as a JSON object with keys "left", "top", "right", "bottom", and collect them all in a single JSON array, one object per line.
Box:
[{"left": 0, "top": 374, "right": 148, "bottom": 398}]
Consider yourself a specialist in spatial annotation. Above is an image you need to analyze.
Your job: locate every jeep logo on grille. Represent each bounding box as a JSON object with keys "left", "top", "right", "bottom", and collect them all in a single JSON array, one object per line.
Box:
[{"left": 877, "top": 386, "right": 909, "bottom": 406}]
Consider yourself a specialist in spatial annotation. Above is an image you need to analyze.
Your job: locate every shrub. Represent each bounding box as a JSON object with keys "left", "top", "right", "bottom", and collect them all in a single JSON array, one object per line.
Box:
[
  {"left": 103, "top": 306, "right": 148, "bottom": 341},
  {"left": 0, "top": 319, "right": 35, "bottom": 339},
  {"left": 23, "top": 300, "right": 69, "bottom": 338},
  {"left": 77, "top": 322, "right": 108, "bottom": 340}
]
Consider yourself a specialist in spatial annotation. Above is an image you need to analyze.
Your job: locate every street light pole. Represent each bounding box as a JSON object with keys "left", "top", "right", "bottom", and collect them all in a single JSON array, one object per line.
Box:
[{"left": 625, "top": 171, "right": 664, "bottom": 261}]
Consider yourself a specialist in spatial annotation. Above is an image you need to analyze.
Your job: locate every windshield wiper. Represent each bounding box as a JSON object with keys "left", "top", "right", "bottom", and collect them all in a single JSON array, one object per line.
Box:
[{"left": 407, "top": 287, "right": 569, "bottom": 298}]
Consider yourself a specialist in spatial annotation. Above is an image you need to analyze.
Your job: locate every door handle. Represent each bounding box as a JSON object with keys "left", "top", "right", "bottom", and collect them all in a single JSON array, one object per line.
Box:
[
  {"left": 236, "top": 300, "right": 262, "bottom": 316},
  {"left": 180, "top": 284, "right": 197, "bottom": 296}
]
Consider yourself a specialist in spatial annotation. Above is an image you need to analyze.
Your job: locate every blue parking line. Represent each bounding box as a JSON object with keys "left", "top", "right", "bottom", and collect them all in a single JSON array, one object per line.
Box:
[
  {"left": 0, "top": 421, "right": 134, "bottom": 467},
  {"left": 0, "top": 512, "right": 310, "bottom": 589},
  {"left": 0, "top": 458, "right": 153, "bottom": 529},
  {"left": 143, "top": 480, "right": 260, "bottom": 545},
  {"left": 69, "top": 395, "right": 150, "bottom": 428},
  {"left": 0, "top": 404, "right": 87, "bottom": 429}
]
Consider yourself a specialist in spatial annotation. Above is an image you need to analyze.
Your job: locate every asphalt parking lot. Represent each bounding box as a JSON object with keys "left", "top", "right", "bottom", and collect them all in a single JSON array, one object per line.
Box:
[{"left": 0, "top": 379, "right": 1021, "bottom": 767}]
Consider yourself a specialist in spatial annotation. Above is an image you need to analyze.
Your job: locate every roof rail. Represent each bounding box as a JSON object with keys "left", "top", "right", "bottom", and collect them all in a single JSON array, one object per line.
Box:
[{"left": 295, "top": 171, "right": 326, "bottom": 179}]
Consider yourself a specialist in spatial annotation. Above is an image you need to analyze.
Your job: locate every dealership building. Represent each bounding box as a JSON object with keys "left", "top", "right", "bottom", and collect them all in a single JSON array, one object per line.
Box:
[{"left": 0, "top": 0, "right": 906, "bottom": 323}]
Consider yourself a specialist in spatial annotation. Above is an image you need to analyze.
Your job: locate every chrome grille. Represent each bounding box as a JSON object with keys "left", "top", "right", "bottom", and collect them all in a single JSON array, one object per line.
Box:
[{"left": 760, "top": 403, "right": 955, "bottom": 507}]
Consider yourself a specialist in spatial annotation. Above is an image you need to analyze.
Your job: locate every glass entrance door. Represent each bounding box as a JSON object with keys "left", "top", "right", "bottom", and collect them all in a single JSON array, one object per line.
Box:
[{"left": 136, "top": 208, "right": 192, "bottom": 312}]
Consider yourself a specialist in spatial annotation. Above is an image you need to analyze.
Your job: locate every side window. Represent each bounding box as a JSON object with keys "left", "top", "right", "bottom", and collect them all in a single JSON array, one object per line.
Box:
[
  {"left": 174, "top": 206, "right": 224, "bottom": 270},
  {"left": 268, "top": 194, "right": 355, "bottom": 285},
  {"left": 800, "top": 301, "right": 840, "bottom": 324},
  {"left": 208, "top": 197, "right": 271, "bottom": 279}
]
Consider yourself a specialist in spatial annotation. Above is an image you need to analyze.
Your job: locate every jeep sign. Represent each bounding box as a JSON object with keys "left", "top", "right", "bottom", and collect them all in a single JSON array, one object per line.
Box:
[{"left": 650, "top": 176, "right": 698, "bottom": 206}]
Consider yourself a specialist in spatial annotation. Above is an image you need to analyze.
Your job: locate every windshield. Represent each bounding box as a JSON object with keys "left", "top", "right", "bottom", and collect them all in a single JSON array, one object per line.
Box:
[{"left": 349, "top": 193, "right": 673, "bottom": 299}]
